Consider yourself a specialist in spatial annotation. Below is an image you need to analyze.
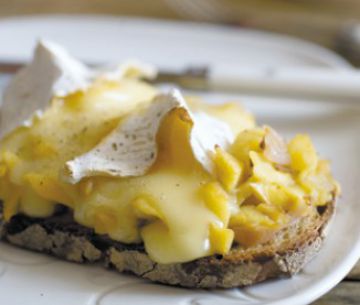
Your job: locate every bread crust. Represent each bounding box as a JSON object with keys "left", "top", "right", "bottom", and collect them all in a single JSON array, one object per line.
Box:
[{"left": 0, "top": 201, "right": 334, "bottom": 288}]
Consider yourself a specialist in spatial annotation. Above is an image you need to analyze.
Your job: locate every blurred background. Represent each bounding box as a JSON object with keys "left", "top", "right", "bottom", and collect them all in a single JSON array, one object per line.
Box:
[{"left": 1, "top": 0, "right": 360, "bottom": 65}]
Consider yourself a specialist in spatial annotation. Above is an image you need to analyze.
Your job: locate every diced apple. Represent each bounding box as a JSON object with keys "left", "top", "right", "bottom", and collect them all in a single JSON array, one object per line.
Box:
[
  {"left": 230, "top": 205, "right": 277, "bottom": 228},
  {"left": 200, "top": 181, "right": 230, "bottom": 225},
  {"left": 249, "top": 151, "right": 293, "bottom": 185},
  {"left": 209, "top": 223, "right": 234, "bottom": 255},
  {"left": 230, "top": 128, "right": 265, "bottom": 175},
  {"left": 256, "top": 203, "right": 288, "bottom": 224},
  {"left": 230, "top": 205, "right": 279, "bottom": 247},
  {"left": 213, "top": 146, "right": 243, "bottom": 191},
  {"left": 288, "top": 134, "right": 318, "bottom": 174},
  {"left": 236, "top": 183, "right": 253, "bottom": 205}
]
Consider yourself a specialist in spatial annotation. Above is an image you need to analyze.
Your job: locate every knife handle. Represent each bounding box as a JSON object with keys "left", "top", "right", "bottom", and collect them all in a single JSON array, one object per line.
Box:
[{"left": 209, "top": 66, "right": 360, "bottom": 101}]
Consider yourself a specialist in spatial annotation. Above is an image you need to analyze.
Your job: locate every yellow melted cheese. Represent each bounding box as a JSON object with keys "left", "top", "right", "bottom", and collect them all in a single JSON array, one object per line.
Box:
[
  {"left": 0, "top": 79, "right": 247, "bottom": 263},
  {"left": 0, "top": 78, "right": 339, "bottom": 264}
]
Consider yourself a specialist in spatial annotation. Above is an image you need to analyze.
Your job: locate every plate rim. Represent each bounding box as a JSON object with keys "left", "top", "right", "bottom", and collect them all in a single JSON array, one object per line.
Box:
[{"left": 0, "top": 14, "right": 352, "bottom": 69}]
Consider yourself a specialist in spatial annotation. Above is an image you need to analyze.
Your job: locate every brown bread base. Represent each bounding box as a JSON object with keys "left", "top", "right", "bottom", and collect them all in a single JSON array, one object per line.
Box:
[{"left": 0, "top": 202, "right": 334, "bottom": 288}]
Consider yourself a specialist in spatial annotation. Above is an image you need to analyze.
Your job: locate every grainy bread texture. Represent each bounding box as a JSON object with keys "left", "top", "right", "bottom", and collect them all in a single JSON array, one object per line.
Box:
[{"left": 0, "top": 202, "right": 334, "bottom": 288}]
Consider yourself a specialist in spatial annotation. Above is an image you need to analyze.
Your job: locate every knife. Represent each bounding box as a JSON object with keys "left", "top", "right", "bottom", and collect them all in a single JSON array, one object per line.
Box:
[{"left": 1, "top": 61, "right": 360, "bottom": 102}]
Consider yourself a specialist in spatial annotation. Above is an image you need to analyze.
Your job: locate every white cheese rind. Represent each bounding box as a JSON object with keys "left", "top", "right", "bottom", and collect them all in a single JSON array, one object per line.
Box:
[
  {"left": 65, "top": 89, "right": 233, "bottom": 183},
  {"left": 65, "top": 90, "right": 183, "bottom": 183},
  {"left": 0, "top": 40, "right": 92, "bottom": 138},
  {"left": 0, "top": 40, "right": 157, "bottom": 138}
]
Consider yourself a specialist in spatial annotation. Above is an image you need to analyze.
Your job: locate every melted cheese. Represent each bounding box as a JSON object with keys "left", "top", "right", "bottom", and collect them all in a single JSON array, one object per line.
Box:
[
  {"left": 0, "top": 66, "right": 338, "bottom": 264},
  {"left": 0, "top": 79, "right": 240, "bottom": 263}
]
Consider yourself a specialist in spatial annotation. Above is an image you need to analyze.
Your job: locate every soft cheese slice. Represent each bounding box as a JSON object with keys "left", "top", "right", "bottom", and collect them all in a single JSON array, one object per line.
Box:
[
  {"left": 0, "top": 41, "right": 92, "bottom": 138},
  {"left": 65, "top": 89, "right": 233, "bottom": 183},
  {"left": 0, "top": 40, "right": 157, "bottom": 138}
]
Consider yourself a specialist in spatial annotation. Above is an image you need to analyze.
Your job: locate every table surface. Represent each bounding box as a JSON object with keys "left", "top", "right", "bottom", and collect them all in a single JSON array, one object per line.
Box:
[{"left": 0, "top": 1, "right": 359, "bottom": 303}]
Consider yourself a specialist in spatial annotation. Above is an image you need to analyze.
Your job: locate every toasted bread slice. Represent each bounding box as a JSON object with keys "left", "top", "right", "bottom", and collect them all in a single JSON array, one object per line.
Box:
[{"left": 0, "top": 200, "right": 334, "bottom": 289}]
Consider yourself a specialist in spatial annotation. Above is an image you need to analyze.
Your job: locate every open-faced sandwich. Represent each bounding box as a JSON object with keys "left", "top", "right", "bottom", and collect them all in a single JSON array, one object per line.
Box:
[{"left": 0, "top": 41, "right": 340, "bottom": 288}]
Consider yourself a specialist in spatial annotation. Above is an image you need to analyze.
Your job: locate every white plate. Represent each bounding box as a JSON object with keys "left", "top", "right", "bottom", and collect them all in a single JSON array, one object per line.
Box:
[{"left": 0, "top": 15, "right": 359, "bottom": 305}]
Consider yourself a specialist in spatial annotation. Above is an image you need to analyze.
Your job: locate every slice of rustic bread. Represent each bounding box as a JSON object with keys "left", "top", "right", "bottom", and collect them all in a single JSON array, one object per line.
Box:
[{"left": 0, "top": 201, "right": 334, "bottom": 288}]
